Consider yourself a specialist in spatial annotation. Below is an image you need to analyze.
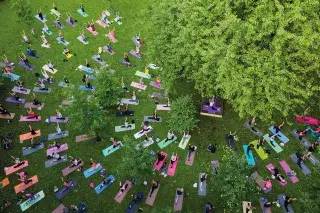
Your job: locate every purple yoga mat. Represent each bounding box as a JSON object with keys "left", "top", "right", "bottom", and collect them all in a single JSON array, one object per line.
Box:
[
  {"left": 19, "top": 60, "right": 35, "bottom": 71},
  {"left": 46, "top": 144, "right": 69, "bottom": 156},
  {"left": 19, "top": 116, "right": 41, "bottom": 122},
  {"left": 52, "top": 204, "right": 65, "bottom": 213},
  {"left": 129, "top": 50, "right": 142, "bottom": 59},
  {"left": 50, "top": 116, "right": 69, "bottom": 123},
  {"left": 12, "top": 86, "right": 31, "bottom": 94},
  {"left": 202, "top": 105, "right": 222, "bottom": 115},
  {"left": 5, "top": 97, "right": 26, "bottom": 104},
  {"left": 24, "top": 102, "right": 44, "bottom": 110},
  {"left": 62, "top": 162, "right": 83, "bottom": 176}
]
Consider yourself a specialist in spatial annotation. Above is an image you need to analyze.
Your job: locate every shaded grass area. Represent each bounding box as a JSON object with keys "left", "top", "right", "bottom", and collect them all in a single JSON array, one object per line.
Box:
[{"left": 0, "top": 0, "right": 319, "bottom": 213}]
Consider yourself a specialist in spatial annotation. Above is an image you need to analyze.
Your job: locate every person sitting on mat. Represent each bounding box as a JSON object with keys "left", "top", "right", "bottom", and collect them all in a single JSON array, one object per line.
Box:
[
  {"left": 263, "top": 179, "right": 272, "bottom": 191},
  {"left": 298, "top": 129, "right": 308, "bottom": 141},
  {"left": 131, "top": 91, "right": 137, "bottom": 102},
  {"left": 106, "top": 43, "right": 112, "bottom": 53},
  {"left": 187, "top": 145, "right": 197, "bottom": 161},
  {"left": 47, "top": 59, "right": 55, "bottom": 71},
  {"left": 303, "top": 142, "right": 319, "bottom": 160},
  {"left": 79, "top": 31, "right": 88, "bottom": 43},
  {"left": 19, "top": 174, "right": 32, "bottom": 185},
  {"left": 60, "top": 177, "right": 73, "bottom": 194},
  {"left": 48, "top": 141, "right": 62, "bottom": 149},
  {"left": 248, "top": 116, "right": 257, "bottom": 132},
  {"left": 87, "top": 20, "right": 96, "bottom": 32},
  {"left": 200, "top": 174, "right": 207, "bottom": 191},
  {"left": 37, "top": 9, "right": 44, "bottom": 20},
  {"left": 174, "top": 188, "right": 184, "bottom": 204},
  {"left": 156, "top": 151, "right": 166, "bottom": 165},
  {"left": 26, "top": 47, "right": 37, "bottom": 57},
  {"left": 123, "top": 53, "right": 131, "bottom": 67},
  {"left": 9, "top": 92, "right": 23, "bottom": 102},
  {"left": 56, "top": 109, "right": 65, "bottom": 120},
  {"left": 111, "top": 138, "right": 121, "bottom": 148},
  {"left": 26, "top": 108, "right": 38, "bottom": 119},
  {"left": 81, "top": 74, "right": 88, "bottom": 83},
  {"left": 17, "top": 80, "right": 27, "bottom": 92},
  {"left": 122, "top": 117, "right": 132, "bottom": 128},
  {"left": 80, "top": 3, "right": 85, "bottom": 13},
  {"left": 149, "top": 180, "right": 159, "bottom": 197},
  {"left": 3, "top": 66, "right": 11, "bottom": 76},
  {"left": 148, "top": 110, "right": 159, "bottom": 121},
  {"left": 271, "top": 167, "right": 286, "bottom": 183},
  {"left": 37, "top": 80, "right": 49, "bottom": 91},
  {"left": 68, "top": 156, "right": 82, "bottom": 168},
  {"left": 95, "top": 53, "right": 103, "bottom": 62},
  {"left": 0, "top": 104, "right": 11, "bottom": 117},
  {"left": 164, "top": 131, "right": 175, "bottom": 142},
  {"left": 85, "top": 78, "right": 93, "bottom": 90},
  {"left": 28, "top": 124, "right": 37, "bottom": 135},
  {"left": 55, "top": 16, "right": 63, "bottom": 28},
  {"left": 170, "top": 153, "right": 178, "bottom": 168},
  {"left": 49, "top": 152, "right": 65, "bottom": 163},
  {"left": 182, "top": 131, "right": 190, "bottom": 141},
  {"left": 55, "top": 122, "right": 63, "bottom": 135},
  {"left": 21, "top": 30, "right": 30, "bottom": 44},
  {"left": 43, "top": 23, "right": 50, "bottom": 33},
  {"left": 11, "top": 156, "right": 21, "bottom": 164},
  {"left": 32, "top": 93, "right": 42, "bottom": 106},
  {"left": 120, "top": 77, "right": 129, "bottom": 92},
  {"left": 246, "top": 143, "right": 254, "bottom": 157},
  {"left": 53, "top": 3, "right": 57, "bottom": 10},
  {"left": 41, "top": 32, "right": 50, "bottom": 46},
  {"left": 245, "top": 202, "right": 255, "bottom": 213},
  {"left": 100, "top": 11, "right": 111, "bottom": 24},
  {"left": 115, "top": 12, "right": 122, "bottom": 23},
  {"left": 89, "top": 159, "right": 101, "bottom": 172},
  {"left": 273, "top": 121, "right": 284, "bottom": 136},
  {"left": 63, "top": 47, "right": 71, "bottom": 56},
  {"left": 160, "top": 161, "right": 168, "bottom": 176},
  {"left": 117, "top": 181, "right": 129, "bottom": 196},
  {"left": 284, "top": 196, "right": 297, "bottom": 213},
  {"left": 99, "top": 176, "right": 114, "bottom": 190}
]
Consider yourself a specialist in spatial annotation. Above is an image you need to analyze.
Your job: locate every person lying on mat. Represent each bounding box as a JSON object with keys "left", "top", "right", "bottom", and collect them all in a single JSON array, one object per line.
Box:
[
  {"left": 68, "top": 156, "right": 83, "bottom": 169},
  {"left": 56, "top": 109, "right": 66, "bottom": 120},
  {"left": 37, "top": 9, "right": 44, "bottom": 20},
  {"left": 273, "top": 121, "right": 285, "bottom": 135},
  {"left": 48, "top": 141, "right": 62, "bottom": 149},
  {"left": 95, "top": 53, "right": 103, "bottom": 62},
  {"left": 156, "top": 76, "right": 161, "bottom": 87},
  {"left": 87, "top": 20, "right": 96, "bottom": 32},
  {"left": 9, "top": 92, "right": 23, "bottom": 102},
  {"left": 205, "top": 202, "right": 214, "bottom": 213},
  {"left": 174, "top": 188, "right": 184, "bottom": 204},
  {"left": 60, "top": 177, "right": 74, "bottom": 194},
  {"left": 19, "top": 174, "right": 32, "bottom": 185},
  {"left": 81, "top": 74, "right": 88, "bottom": 83},
  {"left": 99, "top": 176, "right": 114, "bottom": 189},
  {"left": 21, "top": 30, "right": 30, "bottom": 44},
  {"left": 139, "top": 122, "right": 151, "bottom": 134},
  {"left": 66, "top": 13, "right": 75, "bottom": 25},
  {"left": 200, "top": 174, "right": 207, "bottom": 191},
  {"left": 271, "top": 167, "right": 286, "bottom": 183},
  {"left": 187, "top": 145, "right": 197, "bottom": 161},
  {"left": 89, "top": 159, "right": 101, "bottom": 171},
  {"left": 17, "top": 80, "right": 27, "bottom": 92},
  {"left": 295, "top": 150, "right": 304, "bottom": 169},
  {"left": 131, "top": 91, "right": 137, "bottom": 101},
  {"left": 59, "top": 30, "right": 66, "bottom": 43},
  {"left": 24, "top": 192, "right": 38, "bottom": 202},
  {"left": 32, "top": 93, "right": 42, "bottom": 106},
  {"left": 156, "top": 151, "right": 166, "bottom": 165},
  {"left": 26, "top": 108, "right": 38, "bottom": 119},
  {"left": 19, "top": 54, "right": 32, "bottom": 68},
  {"left": 0, "top": 104, "right": 12, "bottom": 117},
  {"left": 118, "top": 181, "right": 129, "bottom": 196},
  {"left": 49, "top": 152, "right": 65, "bottom": 163},
  {"left": 256, "top": 138, "right": 265, "bottom": 149},
  {"left": 284, "top": 196, "right": 297, "bottom": 213},
  {"left": 248, "top": 116, "right": 257, "bottom": 132},
  {"left": 164, "top": 131, "right": 175, "bottom": 142},
  {"left": 170, "top": 153, "right": 178, "bottom": 168},
  {"left": 53, "top": 2, "right": 58, "bottom": 10},
  {"left": 246, "top": 144, "right": 254, "bottom": 157},
  {"left": 29, "top": 124, "right": 37, "bottom": 135},
  {"left": 26, "top": 47, "right": 37, "bottom": 57},
  {"left": 245, "top": 202, "right": 255, "bottom": 213},
  {"left": 149, "top": 180, "right": 159, "bottom": 197},
  {"left": 115, "top": 12, "right": 122, "bottom": 23},
  {"left": 148, "top": 110, "right": 159, "bottom": 121},
  {"left": 263, "top": 201, "right": 278, "bottom": 208},
  {"left": 55, "top": 123, "right": 63, "bottom": 135},
  {"left": 17, "top": 171, "right": 28, "bottom": 179},
  {"left": 80, "top": 3, "right": 85, "bottom": 13},
  {"left": 112, "top": 139, "right": 121, "bottom": 148},
  {"left": 209, "top": 96, "right": 217, "bottom": 110},
  {"left": 40, "top": 69, "right": 53, "bottom": 84},
  {"left": 298, "top": 129, "right": 308, "bottom": 140},
  {"left": 123, "top": 53, "right": 131, "bottom": 67}
]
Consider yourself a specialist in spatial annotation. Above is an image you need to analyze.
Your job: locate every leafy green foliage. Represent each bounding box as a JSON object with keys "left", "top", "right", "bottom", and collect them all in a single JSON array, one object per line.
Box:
[
  {"left": 117, "top": 136, "right": 154, "bottom": 178},
  {"left": 150, "top": 0, "right": 320, "bottom": 120},
  {"left": 168, "top": 95, "right": 199, "bottom": 133},
  {"left": 10, "top": 0, "right": 34, "bottom": 25},
  {"left": 213, "top": 148, "right": 259, "bottom": 212}
]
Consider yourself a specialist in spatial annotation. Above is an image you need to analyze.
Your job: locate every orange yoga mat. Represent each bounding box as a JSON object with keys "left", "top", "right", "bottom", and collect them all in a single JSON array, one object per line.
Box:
[
  {"left": 1, "top": 178, "right": 10, "bottom": 188},
  {"left": 19, "top": 130, "right": 41, "bottom": 142},
  {"left": 14, "top": 175, "right": 38, "bottom": 193}
]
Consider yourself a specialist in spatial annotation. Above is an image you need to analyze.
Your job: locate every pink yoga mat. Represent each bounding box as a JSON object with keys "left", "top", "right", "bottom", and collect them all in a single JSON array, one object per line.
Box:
[
  {"left": 50, "top": 116, "right": 69, "bottom": 123},
  {"left": 52, "top": 204, "right": 65, "bottom": 213},
  {"left": 24, "top": 102, "right": 44, "bottom": 109},
  {"left": 185, "top": 151, "right": 195, "bottom": 166},
  {"left": 87, "top": 27, "right": 98, "bottom": 36},
  {"left": 156, "top": 104, "right": 171, "bottom": 110},
  {"left": 46, "top": 144, "right": 68, "bottom": 156},
  {"left": 153, "top": 152, "right": 168, "bottom": 171},
  {"left": 5, "top": 160, "right": 29, "bottom": 175},
  {"left": 96, "top": 20, "right": 108, "bottom": 28},
  {"left": 114, "top": 180, "right": 132, "bottom": 203},
  {"left": 107, "top": 34, "right": 117, "bottom": 43},
  {"left": 266, "top": 163, "right": 287, "bottom": 186},
  {"left": 129, "top": 50, "right": 142, "bottom": 59},
  {"left": 61, "top": 100, "right": 72, "bottom": 105},
  {"left": 76, "top": 134, "right": 94, "bottom": 142},
  {"left": 296, "top": 116, "right": 318, "bottom": 125},
  {"left": 62, "top": 162, "right": 83, "bottom": 176},
  {"left": 19, "top": 116, "right": 41, "bottom": 122},
  {"left": 173, "top": 190, "right": 184, "bottom": 211},
  {"left": 279, "top": 161, "right": 299, "bottom": 183},
  {"left": 168, "top": 157, "right": 179, "bottom": 176},
  {"left": 145, "top": 184, "right": 160, "bottom": 206},
  {"left": 130, "top": 82, "right": 147, "bottom": 90}
]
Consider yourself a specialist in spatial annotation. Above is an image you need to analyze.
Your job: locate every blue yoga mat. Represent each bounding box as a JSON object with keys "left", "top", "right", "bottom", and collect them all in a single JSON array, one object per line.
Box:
[
  {"left": 94, "top": 175, "right": 115, "bottom": 194},
  {"left": 83, "top": 165, "right": 102, "bottom": 178},
  {"left": 55, "top": 180, "right": 77, "bottom": 200},
  {"left": 102, "top": 142, "right": 123, "bottom": 157},
  {"left": 2, "top": 73, "right": 20, "bottom": 81},
  {"left": 242, "top": 145, "right": 255, "bottom": 166},
  {"left": 78, "top": 85, "right": 95, "bottom": 91},
  {"left": 77, "top": 9, "right": 88, "bottom": 17},
  {"left": 268, "top": 126, "right": 289, "bottom": 143}
]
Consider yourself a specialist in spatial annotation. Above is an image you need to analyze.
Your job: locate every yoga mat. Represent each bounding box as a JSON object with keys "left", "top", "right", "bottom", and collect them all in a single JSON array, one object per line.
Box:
[
  {"left": 103, "top": 46, "right": 115, "bottom": 55},
  {"left": 289, "top": 154, "right": 311, "bottom": 175},
  {"left": 198, "top": 173, "right": 206, "bottom": 196},
  {"left": 46, "top": 144, "right": 68, "bottom": 156},
  {"left": 35, "top": 14, "right": 47, "bottom": 22},
  {"left": 134, "top": 128, "right": 153, "bottom": 139},
  {"left": 1, "top": 178, "right": 10, "bottom": 188},
  {"left": 173, "top": 189, "right": 184, "bottom": 212},
  {"left": 5, "top": 97, "right": 26, "bottom": 104},
  {"left": 23, "top": 143, "right": 44, "bottom": 156},
  {"left": 149, "top": 81, "right": 164, "bottom": 89},
  {"left": 242, "top": 201, "right": 253, "bottom": 213},
  {"left": 178, "top": 135, "right": 191, "bottom": 149},
  {"left": 266, "top": 163, "right": 287, "bottom": 186},
  {"left": 142, "top": 138, "right": 154, "bottom": 148},
  {"left": 152, "top": 92, "right": 166, "bottom": 99},
  {"left": 19, "top": 60, "right": 35, "bottom": 71},
  {"left": 114, "top": 180, "right": 132, "bottom": 203},
  {"left": 290, "top": 129, "right": 311, "bottom": 148},
  {"left": 129, "top": 50, "right": 142, "bottom": 59},
  {"left": 75, "top": 134, "right": 95, "bottom": 142},
  {"left": 2, "top": 73, "right": 20, "bottom": 81},
  {"left": 260, "top": 198, "right": 272, "bottom": 213},
  {"left": 42, "top": 65, "right": 58, "bottom": 74},
  {"left": 263, "top": 134, "right": 283, "bottom": 153},
  {"left": 48, "top": 131, "right": 69, "bottom": 140},
  {"left": 50, "top": 116, "right": 69, "bottom": 123},
  {"left": 185, "top": 150, "right": 196, "bottom": 166},
  {"left": 62, "top": 162, "right": 84, "bottom": 177},
  {"left": 0, "top": 113, "right": 15, "bottom": 120},
  {"left": 156, "top": 104, "right": 171, "bottom": 111},
  {"left": 20, "top": 190, "right": 45, "bottom": 212},
  {"left": 33, "top": 87, "right": 51, "bottom": 93},
  {"left": 135, "top": 71, "right": 151, "bottom": 79},
  {"left": 96, "top": 20, "right": 108, "bottom": 28},
  {"left": 56, "top": 37, "right": 69, "bottom": 46},
  {"left": 153, "top": 152, "right": 168, "bottom": 170},
  {"left": 251, "top": 171, "right": 271, "bottom": 194},
  {"left": 251, "top": 140, "right": 268, "bottom": 160},
  {"left": 61, "top": 100, "right": 72, "bottom": 106},
  {"left": 145, "top": 184, "right": 160, "bottom": 206},
  {"left": 50, "top": 9, "right": 61, "bottom": 17},
  {"left": 115, "top": 124, "right": 135, "bottom": 132},
  {"left": 19, "top": 130, "right": 41, "bottom": 142},
  {"left": 14, "top": 175, "right": 39, "bottom": 193},
  {"left": 19, "top": 116, "right": 41, "bottom": 122},
  {"left": 143, "top": 116, "right": 162, "bottom": 123},
  {"left": 102, "top": 142, "right": 123, "bottom": 157},
  {"left": 83, "top": 165, "right": 102, "bottom": 178},
  {"left": 42, "top": 28, "right": 53, "bottom": 35},
  {"left": 158, "top": 136, "right": 177, "bottom": 149},
  {"left": 303, "top": 150, "right": 320, "bottom": 165},
  {"left": 78, "top": 85, "right": 95, "bottom": 91},
  {"left": 243, "top": 145, "right": 255, "bottom": 166},
  {"left": 87, "top": 27, "right": 98, "bottom": 36},
  {"left": 116, "top": 111, "right": 134, "bottom": 117},
  {"left": 279, "top": 161, "right": 299, "bottom": 183},
  {"left": 5, "top": 161, "right": 28, "bottom": 175},
  {"left": 201, "top": 105, "right": 222, "bottom": 117},
  {"left": 12, "top": 86, "right": 30, "bottom": 94},
  {"left": 243, "top": 122, "right": 264, "bottom": 137},
  {"left": 168, "top": 157, "right": 179, "bottom": 176},
  {"left": 268, "top": 126, "right": 289, "bottom": 144},
  {"left": 45, "top": 155, "right": 68, "bottom": 168},
  {"left": 278, "top": 194, "right": 295, "bottom": 213},
  {"left": 66, "top": 19, "right": 76, "bottom": 27},
  {"left": 77, "top": 36, "right": 89, "bottom": 45},
  {"left": 130, "top": 82, "right": 147, "bottom": 90},
  {"left": 78, "top": 65, "right": 94, "bottom": 73},
  {"left": 52, "top": 204, "right": 65, "bottom": 213},
  {"left": 121, "top": 98, "right": 139, "bottom": 105},
  {"left": 92, "top": 55, "right": 106, "bottom": 65},
  {"left": 94, "top": 175, "right": 115, "bottom": 194},
  {"left": 77, "top": 9, "right": 88, "bottom": 17},
  {"left": 24, "top": 102, "right": 44, "bottom": 110},
  {"left": 296, "top": 116, "right": 318, "bottom": 125},
  {"left": 55, "top": 180, "right": 77, "bottom": 200}
]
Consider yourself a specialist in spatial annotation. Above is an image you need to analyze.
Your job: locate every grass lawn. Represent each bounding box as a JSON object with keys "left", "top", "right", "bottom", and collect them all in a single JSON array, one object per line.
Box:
[{"left": 0, "top": 0, "right": 319, "bottom": 213}]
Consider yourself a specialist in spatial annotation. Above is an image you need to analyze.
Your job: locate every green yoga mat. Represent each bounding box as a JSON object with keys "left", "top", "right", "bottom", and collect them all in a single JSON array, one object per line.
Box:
[
  {"left": 158, "top": 136, "right": 177, "bottom": 149},
  {"left": 250, "top": 140, "right": 268, "bottom": 160},
  {"left": 263, "top": 134, "right": 283, "bottom": 153}
]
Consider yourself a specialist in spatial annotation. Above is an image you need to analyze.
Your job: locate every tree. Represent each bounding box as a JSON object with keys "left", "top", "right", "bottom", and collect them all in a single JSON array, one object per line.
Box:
[
  {"left": 117, "top": 136, "right": 154, "bottom": 178},
  {"left": 94, "top": 66, "right": 120, "bottom": 107},
  {"left": 167, "top": 95, "right": 199, "bottom": 133},
  {"left": 213, "top": 148, "right": 259, "bottom": 212},
  {"left": 11, "top": 0, "right": 33, "bottom": 25},
  {"left": 150, "top": 0, "right": 320, "bottom": 121}
]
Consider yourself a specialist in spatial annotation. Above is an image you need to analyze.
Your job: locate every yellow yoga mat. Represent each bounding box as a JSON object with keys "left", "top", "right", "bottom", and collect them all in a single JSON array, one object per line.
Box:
[{"left": 250, "top": 140, "right": 268, "bottom": 160}]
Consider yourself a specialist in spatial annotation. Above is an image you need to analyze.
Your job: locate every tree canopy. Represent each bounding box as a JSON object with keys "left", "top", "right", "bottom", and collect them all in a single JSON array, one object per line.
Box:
[
  {"left": 11, "top": 0, "right": 33, "bottom": 25},
  {"left": 150, "top": 0, "right": 320, "bottom": 120}
]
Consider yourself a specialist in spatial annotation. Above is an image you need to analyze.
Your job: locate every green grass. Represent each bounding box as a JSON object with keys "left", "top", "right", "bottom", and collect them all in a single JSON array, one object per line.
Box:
[{"left": 0, "top": 0, "right": 319, "bottom": 213}]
